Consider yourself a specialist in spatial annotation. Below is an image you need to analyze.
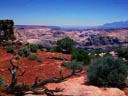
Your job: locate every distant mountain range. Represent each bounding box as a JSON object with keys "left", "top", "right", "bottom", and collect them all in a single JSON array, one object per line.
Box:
[
  {"left": 15, "top": 21, "right": 128, "bottom": 30},
  {"left": 59, "top": 21, "right": 128, "bottom": 30},
  {"left": 101, "top": 21, "right": 128, "bottom": 28}
]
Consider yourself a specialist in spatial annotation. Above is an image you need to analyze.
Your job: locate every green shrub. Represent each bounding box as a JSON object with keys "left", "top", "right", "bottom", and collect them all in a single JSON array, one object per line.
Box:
[
  {"left": 71, "top": 48, "right": 91, "bottom": 64},
  {"left": 18, "top": 43, "right": 43, "bottom": 57},
  {"left": 1, "top": 40, "right": 13, "bottom": 47},
  {"left": 61, "top": 60, "right": 83, "bottom": 74},
  {"left": 28, "top": 54, "right": 37, "bottom": 60},
  {"left": 28, "top": 44, "right": 39, "bottom": 52},
  {"left": 51, "top": 54, "right": 66, "bottom": 60},
  {"left": 37, "top": 44, "right": 44, "bottom": 50},
  {"left": 0, "top": 76, "right": 6, "bottom": 87},
  {"left": 56, "top": 37, "right": 75, "bottom": 54},
  {"left": 61, "top": 62, "right": 69, "bottom": 67},
  {"left": 28, "top": 54, "right": 43, "bottom": 63},
  {"left": 1, "top": 40, "right": 16, "bottom": 54},
  {"left": 36, "top": 57, "right": 43, "bottom": 63},
  {"left": 6, "top": 45, "right": 15, "bottom": 54},
  {"left": 87, "top": 56, "right": 128, "bottom": 88},
  {"left": 18, "top": 47, "right": 30, "bottom": 57},
  {"left": 45, "top": 47, "right": 51, "bottom": 52},
  {"left": 49, "top": 47, "right": 57, "bottom": 52},
  {"left": 116, "top": 48, "right": 128, "bottom": 60}
]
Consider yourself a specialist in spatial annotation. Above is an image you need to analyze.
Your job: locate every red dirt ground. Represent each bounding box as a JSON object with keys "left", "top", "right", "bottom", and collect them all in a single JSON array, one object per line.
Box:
[
  {"left": 1, "top": 46, "right": 128, "bottom": 96},
  {"left": 0, "top": 46, "right": 72, "bottom": 85}
]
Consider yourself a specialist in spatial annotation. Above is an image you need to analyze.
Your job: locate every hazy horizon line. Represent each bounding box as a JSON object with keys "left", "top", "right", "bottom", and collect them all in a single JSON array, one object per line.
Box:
[{"left": 14, "top": 20, "right": 128, "bottom": 27}]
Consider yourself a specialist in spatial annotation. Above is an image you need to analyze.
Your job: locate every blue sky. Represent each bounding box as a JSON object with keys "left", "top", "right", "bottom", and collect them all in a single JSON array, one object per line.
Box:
[{"left": 0, "top": 0, "right": 128, "bottom": 26}]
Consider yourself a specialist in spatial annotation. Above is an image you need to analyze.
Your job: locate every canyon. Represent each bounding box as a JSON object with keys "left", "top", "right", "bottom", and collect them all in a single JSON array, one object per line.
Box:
[{"left": 15, "top": 25, "right": 128, "bottom": 50}]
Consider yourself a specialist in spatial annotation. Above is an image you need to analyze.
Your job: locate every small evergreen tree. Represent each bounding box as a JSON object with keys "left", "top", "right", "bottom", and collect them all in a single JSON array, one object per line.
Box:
[
  {"left": 71, "top": 48, "right": 90, "bottom": 64},
  {"left": 87, "top": 56, "right": 128, "bottom": 88},
  {"left": 56, "top": 37, "right": 75, "bottom": 54}
]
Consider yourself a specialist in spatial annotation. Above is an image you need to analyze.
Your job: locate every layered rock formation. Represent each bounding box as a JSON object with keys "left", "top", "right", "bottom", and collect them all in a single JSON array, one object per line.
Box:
[
  {"left": 15, "top": 25, "right": 128, "bottom": 50},
  {"left": 0, "top": 20, "right": 15, "bottom": 41}
]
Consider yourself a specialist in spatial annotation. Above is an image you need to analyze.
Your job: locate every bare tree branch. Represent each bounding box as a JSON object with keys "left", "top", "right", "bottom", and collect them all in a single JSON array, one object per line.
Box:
[
  {"left": 5, "top": 56, "right": 80, "bottom": 95},
  {"left": 10, "top": 56, "right": 15, "bottom": 67}
]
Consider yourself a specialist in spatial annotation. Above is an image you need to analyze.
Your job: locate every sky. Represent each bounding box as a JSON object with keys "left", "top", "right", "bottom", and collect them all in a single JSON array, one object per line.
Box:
[{"left": 0, "top": 0, "right": 128, "bottom": 26}]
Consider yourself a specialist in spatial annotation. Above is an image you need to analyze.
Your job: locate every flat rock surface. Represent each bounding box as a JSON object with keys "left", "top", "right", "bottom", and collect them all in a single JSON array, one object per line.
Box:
[
  {"left": 45, "top": 76, "right": 126, "bottom": 96},
  {"left": 25, "top": 76, "right": 126, "bottom": 96}
]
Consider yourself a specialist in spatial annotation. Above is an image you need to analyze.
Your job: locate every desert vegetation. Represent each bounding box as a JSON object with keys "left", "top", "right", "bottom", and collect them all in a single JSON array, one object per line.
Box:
[
  {"left": 28, "top": 53, "right": 42, "bottom": 63},
  {"left": 116, "top": 48, "right": 128, "bottom": 60},
  {"left": 50, "top": 37, "right": 75, "bottom": 54},
  {"left": 71, "top": 48, "right": 91, "bottom": 64},
  {"left": 87, "top": 55, "right": 128, "bottom": 88},
  {"left": 0, "top": 20, "right": 128, "bottom": 96},
  {"left": 0, "top": 25, "right": 85, "bottom": 95},
  {"left": 61, "top": 60, "right": 83, "bottom": 75}
]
